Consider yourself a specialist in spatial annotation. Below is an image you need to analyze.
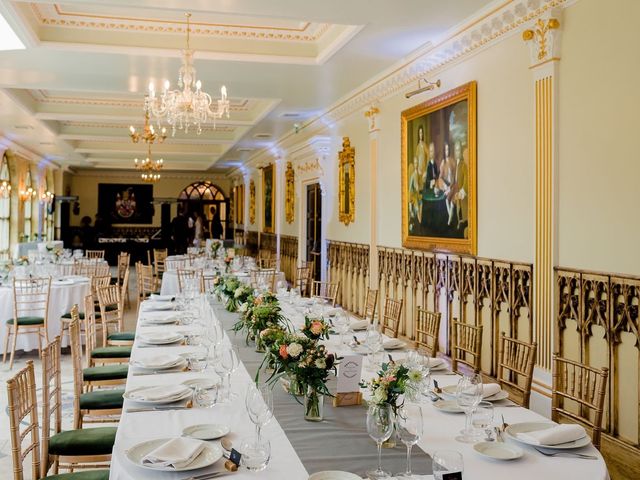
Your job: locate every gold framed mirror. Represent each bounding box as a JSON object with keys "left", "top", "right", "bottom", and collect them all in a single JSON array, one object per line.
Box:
[
  {"left": 285, "top": 161, "right": 295, "bottom": 224},
  {"left": 338, "top": 136, "right": 355, "bottom": 226},
  {"left": 249, "top": 180, "right": 256, "bottom": 224}
]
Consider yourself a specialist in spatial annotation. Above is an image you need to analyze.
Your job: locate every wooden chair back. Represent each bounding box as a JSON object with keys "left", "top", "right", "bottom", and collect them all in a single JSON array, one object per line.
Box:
[
  {"left": 165, "top": 257, "right": 187, "bottom": 271},
  {"left": 311, "top": 281, "right": 340, "bottom": 307},
  {"left": 202, "top": 274, "right": 218, "bottom": 293},
  {"left": 381, "top": 297, "right": 403, "bottom": 338},
  {"left": 451, "top": 320, "right": 483, "bottom": 374},
  {"left": 6, "top": 361, "right": 40, "bottom": 480},
  {"left": 75, "top": 259, "right": 109, "bottom": 278},
  {"left": 13, "top": 276, "right": 51, "bottom": 329},
  {"left": 552, "top": 354, "right": 609, "bottom": 450},
  {"left": 497, "top": 333, "right": 537, "bottom": 408},
  {"left": 364, "top": 288, "right": 379, "bottom": 322},
  {"left": 251, "top": 269, "right": 276, "bottom": 291},
  {"left": 415, "top": 308, "right": 441, "bottom": 357},
  {"left": 85, "top": 250, "right": 105, "bottom": 259},
  {"left": 84, "top": 293, "right": 98, "bottom": 366},
  {"left": 68, "top": 308, "right": 84, "bottom": 429},
  {"left": 177, "top": 268, "right": 204, "bottom": 294},
  {"left": 259, "top": 257, "right": 277, "bottom": 270},
  {"left": 137, "top": 262, "right": 157, "bottom": 306},
  {"left": 96, "top": 284, "right": 123, "bottom": 344},
  {"left": 115, "top": 252, "right": 130, "bottom": 283},
  {"left": 153, "top": 248, "right": 168, "bottom": 276},
  {"left": 90, "top": 274, "right": 111, "bottom": 298},
  {"left": 40, "top": 335, "right": 62, "bottom": 478},
  {"left": 295, "top": 265, "right": 313, "bottom": 297}
]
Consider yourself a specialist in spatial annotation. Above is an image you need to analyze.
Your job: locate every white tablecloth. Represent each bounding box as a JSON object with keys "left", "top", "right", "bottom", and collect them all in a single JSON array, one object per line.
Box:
[
  {"left": 0, "top": 278, "right": 90, "bottom": 353},
  {"left": 13, "top": 241, "right": 38, "bottom": 259},
  {"left": 160, "top": 271, "right": 286, "bottom": 296},
  {"left": 109, "top": 298, "right": 609, "bottom": 480}
]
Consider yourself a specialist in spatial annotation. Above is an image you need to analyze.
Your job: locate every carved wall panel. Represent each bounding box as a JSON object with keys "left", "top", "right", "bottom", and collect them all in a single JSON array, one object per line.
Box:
[
  {"left": 556, "top": 267, "right": 640, "bottom": 463},
  {"left": 280, "top": 235, "right": 298, "bottom": 283},
  {"left": 246, "top": 231, "right": 259, "bottom": 254},
  {"left": 259, "top": 232, "right": 276, "bottom": 255},
  {"left": 327, "top": 240, "right": 370, "bottom": 317}
]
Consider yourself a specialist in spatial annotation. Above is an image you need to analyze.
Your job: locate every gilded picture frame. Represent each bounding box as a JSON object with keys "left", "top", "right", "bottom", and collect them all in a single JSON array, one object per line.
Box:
[
  {"left": 401, "top": 81, "right": 477, "bottom": 254},
  {"left": 249, "top": 180, "right": 256, "bottom": 224},
  {"left": 262, "top": 164, "right": 275, "bottom": 233},
  {"left": 285, "top": 161, "right": 295, "bottom": 224},
  {"left": 338, "top": 137, "right": 355, "bottom": 226}
]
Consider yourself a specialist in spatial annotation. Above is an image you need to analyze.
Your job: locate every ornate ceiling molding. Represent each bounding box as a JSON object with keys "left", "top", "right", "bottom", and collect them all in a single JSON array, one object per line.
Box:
[{"left": 71, "top": 168, "right": 228, "bottom": 180}]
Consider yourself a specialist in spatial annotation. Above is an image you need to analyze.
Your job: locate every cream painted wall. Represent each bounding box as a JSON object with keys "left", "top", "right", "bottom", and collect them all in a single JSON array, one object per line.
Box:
[
  {"left": 557, "top": 0, "right": 640, "bottom": 275},
  {"left": 69, "top": 172, "right": 231, "bottom": 227}
]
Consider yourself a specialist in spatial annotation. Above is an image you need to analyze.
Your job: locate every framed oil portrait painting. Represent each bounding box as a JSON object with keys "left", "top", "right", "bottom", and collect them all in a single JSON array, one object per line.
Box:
[
  {"left": 262, "top": 164, "right": 275, "bottom": 233},
  {"left": 97, "top": 183, "right": 153, "bottom": 224},
  {"left": 401, "top": 81, "right": 477, "bottom": 254}
]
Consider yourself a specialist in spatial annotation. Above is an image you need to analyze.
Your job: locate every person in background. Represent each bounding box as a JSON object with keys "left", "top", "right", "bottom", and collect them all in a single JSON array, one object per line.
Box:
[
  {"left": 209, "top": 205, "right": 224, "bottom": 240},
  {"left": 79, "top": 216, "right": 94, "bottom": 249},
  {"left": 193, "top": 210, "right": 204, "bottom": 247},
  {"left": 170, "top": 206, "right": 189, "bottom": 254}
]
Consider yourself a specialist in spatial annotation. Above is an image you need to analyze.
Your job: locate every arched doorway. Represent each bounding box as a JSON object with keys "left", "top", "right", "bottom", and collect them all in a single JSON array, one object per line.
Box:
[{"left": 178, "top": 181, "right": 231, "bottom": 240}]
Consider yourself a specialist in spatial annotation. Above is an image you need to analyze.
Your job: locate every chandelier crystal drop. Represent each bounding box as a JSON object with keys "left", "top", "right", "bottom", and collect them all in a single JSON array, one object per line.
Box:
[
  {"left": 145, "top": 13, "right": 230, "bottom": 136},
  {"left": 134, "top": 143, "right": 163, "bottom": 183}
]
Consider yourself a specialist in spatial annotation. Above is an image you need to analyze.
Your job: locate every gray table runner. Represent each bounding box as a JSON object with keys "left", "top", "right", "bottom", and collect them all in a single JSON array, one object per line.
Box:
[{"left": 215, "top": 305, "right": 433, "bottom": 477}]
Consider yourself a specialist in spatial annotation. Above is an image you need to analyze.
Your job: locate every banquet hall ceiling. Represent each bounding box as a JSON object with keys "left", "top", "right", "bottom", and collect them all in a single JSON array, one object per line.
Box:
[{"left": 0, "top": 0, "right": 489, "bottom": 172}]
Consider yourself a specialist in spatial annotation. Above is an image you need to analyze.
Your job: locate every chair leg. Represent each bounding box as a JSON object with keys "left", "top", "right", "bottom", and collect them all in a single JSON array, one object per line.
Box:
[
  {"left": 37, "top": 328, "right": 43, "bottom": 358},
  {"left": 3, "top": 325, "right": 10, "bottom": 363},
  {"left": 9, "top": 325, "right": 19, "bottom": 369}
]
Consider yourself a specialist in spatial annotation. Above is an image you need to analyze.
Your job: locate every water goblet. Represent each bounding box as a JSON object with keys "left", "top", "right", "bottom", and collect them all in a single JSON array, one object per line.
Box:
[
  {"left": 333, "top": 310, "right": 350, "bottom": 345},
  {"left": 472, "top": 401, "right": 494, "bottom": 441},
  {"left": 366, "top": 404, "right": 394, "bottom": 479},
  {"left": 245, "top": 383, "right": 273, "bottom": 444},
  {"left": 455, "top": 373, "right": 483, "bottom": 443},
  {"left": 364, "top": 326, "right": 383, "bottom": 369},
  {"left": 395, "top": 403, "right": 424, "bottom": 479},
  {"left": 215, "top": 344, "right": 239, "bottom": 401},
  {"left": 432, "top": 450, "right": 464, "bottom": 480}
]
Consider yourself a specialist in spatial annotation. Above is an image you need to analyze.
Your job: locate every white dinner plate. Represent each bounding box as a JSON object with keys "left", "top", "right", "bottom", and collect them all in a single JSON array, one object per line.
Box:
[
  {"left": 125, "top": 438, "right": 222, "bottom": 472},
  {"left": 432, "top": 399, "right": 463, "bottom": 413},
  {"left": 53, "top": 278, "right": 74, "bottom": 285},
  {"left": 383, "top": 339, "right": 406, "bottom": 350},
  {"left": 473, "top": 441, "right": 523, "bottom": 461},
  {"left": 440, "top": 385, "right": 509, "bottom": 402},
  {"left": 143, "top": 302, "right": 175, "bottom": 311},
  {"left": 505, "top": 422, "right": 592, "bottom": 450},
  {"left": 309, "top": 471, "right": 363, "bottom": 480},
  {"left": 182, "top": 378, "right": 219, "bottom": 390},
  {"left": 123, "top": 385, "right": 193, "bottom": 405},
  {"left": 137, "top": 333, "right": 184, "bottom": 345},
  {"left": 182, "top": 424, "right": 230, "bottom": 440},
  {"left": 131, "top": 356, "right": 187, "bottom": 371},
  {"left": 140, "top": 315, "right": 179, "bottom": 325}
]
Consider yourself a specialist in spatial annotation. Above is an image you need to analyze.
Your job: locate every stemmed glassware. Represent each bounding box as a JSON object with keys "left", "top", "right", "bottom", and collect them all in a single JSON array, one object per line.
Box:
[
  {"left": 245, "top": 383, "right": 274, "bottom": 444},
  {"left": 455, "top": 373, "right": 483, "bottom": 443},
  {"left": 333, "top": 310, "right": 350, "bottom": 346},
  {"left": 214, "top": 344, "right": 239, "bottom": 402},
  {"left": 366, "top": 404, "right": 394, "bottom": 479},
  {"left": 395, "top": 403, "right": 424, "bottom": 479},
  {"left": 472, "top": 401, "right": 494, "bottom": 441},
  {"left": 364, "top": 326, "right": 383, "bottom": 369}
]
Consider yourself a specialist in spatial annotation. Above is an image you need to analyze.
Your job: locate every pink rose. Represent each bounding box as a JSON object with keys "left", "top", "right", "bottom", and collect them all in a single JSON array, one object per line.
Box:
[{"left": 310, "top": 321, "right": 324, "bottom": 335}]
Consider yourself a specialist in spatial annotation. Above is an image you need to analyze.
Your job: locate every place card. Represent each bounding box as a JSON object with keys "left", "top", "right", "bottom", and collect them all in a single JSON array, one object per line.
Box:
[
  {"left": 334, "top": 355, "right": 363, "bottom": 406},
  {"left": 442, "top": 472, "right": 462, "bottom": 480}
]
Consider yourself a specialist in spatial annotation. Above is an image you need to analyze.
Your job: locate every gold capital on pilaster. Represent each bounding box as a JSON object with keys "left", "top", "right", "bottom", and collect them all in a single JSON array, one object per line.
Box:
[
  {"left": 523, "top": 15, "right": 561, "bottom": 68},
  {"left": 364, "top": 105, "right": 380, "bottom": 133}
]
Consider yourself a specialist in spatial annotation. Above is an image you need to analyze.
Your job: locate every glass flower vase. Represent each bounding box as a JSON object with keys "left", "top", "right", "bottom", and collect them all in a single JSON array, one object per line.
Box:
[
  {"left": 288, "top": 374, "right": 305, "bottom": 396},
  {"left": 304, "top": 386, "right": 324, "bottom": 422},
  {"left": 382, "top": 409, "right": 397, "bottom": 448}
]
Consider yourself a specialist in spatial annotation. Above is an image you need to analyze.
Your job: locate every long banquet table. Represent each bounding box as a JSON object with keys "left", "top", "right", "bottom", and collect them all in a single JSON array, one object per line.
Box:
[
  {"left": 109, "top": 296, "right": 609, "bottom": 480},
  {"left": 160, "top": 270, "right": 286, "bottom": 296}
]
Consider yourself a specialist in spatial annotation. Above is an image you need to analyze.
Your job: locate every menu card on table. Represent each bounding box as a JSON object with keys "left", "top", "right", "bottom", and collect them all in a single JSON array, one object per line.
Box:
[{"left": 334, "top": 355, "right": 363, "bottom": 406}]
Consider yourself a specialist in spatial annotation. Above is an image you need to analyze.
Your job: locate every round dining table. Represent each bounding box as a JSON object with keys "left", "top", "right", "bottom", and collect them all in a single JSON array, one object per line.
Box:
[{"left": 0, "top": 276, "right": 90, "bottom": 353}]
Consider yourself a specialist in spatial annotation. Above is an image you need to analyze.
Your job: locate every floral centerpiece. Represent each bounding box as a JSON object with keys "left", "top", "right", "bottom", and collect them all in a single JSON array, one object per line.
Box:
[
  {"left": 233, "top": 293, "right": 287, "bottom": 349},
  {"left": 14, "top": 256, "right": 29, "bottom": 266},
  {"left": 227, "top": 284, "right": 253, "bottom": 313},
  {"left": 295, "top": 344, "right": 338, "bottom": 421},
  {"left": 209, "top": 240, "right": 223, "bottom": 258},
  {"left": 300, "top": 316, "right": 331, "bottom": 341}
]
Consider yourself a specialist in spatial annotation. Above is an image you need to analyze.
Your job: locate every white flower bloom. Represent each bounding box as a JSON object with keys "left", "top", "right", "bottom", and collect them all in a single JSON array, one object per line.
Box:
[
  {"left": 234, "top": 287, "right": 244, "bottom": 298},
  {"left": 408, "top": 369, "right": 422, "bottom": 383},
  {"left": 295, "top": 332, "right": 307, "bottom": 340},
  {"left": 373, "top": 387, "right": 388, "bottom": 404},
  {"left": 315, "top": 358, "right": 326, "bottom": 369},
  {"left": 239, "top": 302, "right": 248, "bottom": 312},
  {"left": 287, "top": 343, "right": 303, "bottom": 358}
]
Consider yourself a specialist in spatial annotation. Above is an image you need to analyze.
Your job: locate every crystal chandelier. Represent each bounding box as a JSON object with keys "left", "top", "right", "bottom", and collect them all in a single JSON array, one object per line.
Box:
[
  {"left": 145, "top": 13, "right": 230, "bottom": 136},
  {"left": 135, "top": 143, "right": 163, "bottom": 183}
]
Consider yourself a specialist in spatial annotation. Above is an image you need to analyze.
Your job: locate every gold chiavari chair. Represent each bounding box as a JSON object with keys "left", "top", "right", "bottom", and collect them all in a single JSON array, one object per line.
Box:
[
  {"left": 69, "top": 310, "right": 123, "bottom": 429},
  {"left": 60, "top": 274, "right": 110, "bottom": 346},
  {"left": 552, "top": 354, "right": 609, "bottom": 450},
  {"left": 202, "top": 274, "right": 218, "bottom": 293},
  {"left": 250, "top": 269, "right": 277, "bottom": 291},
  {"left": 73, "top": 259, "right": 109, "bottom": 278},
  {"left": 496, "top": 333, "right": 537, "bottom": 408},
  {"left": 311, "top": 281, "right": 340, "bottom": 306},
  {"left": 415, "top": 308, "right": 441, "bottom": 358},
  {"left": 41, "top": 335, "right": 116, "bottom": 476},
  {"left": 3, "top": 277, "right": 51, "bottom": 369},
  {"left": 85, "top": 250, "right": 105, "bottom": 260},
  {"left": 451, "top": 320, "right": 483, "bottom": 374},
  {"left": 363, "top": 288, "right": 379, "bottom": 323},
  {"left": 57, "top": 262, "right": 76, "bottom": 277},
  {"left": 96, "top": 273, "right": 134, "bottom": 347},
  {"left": 136, "top": 262, "right": 158, "bottom": 310},
  {"left": 295, "top": 265, "right": 313, "bottom": 297},
  {"left": 380, "top": 297, "right": 403, "bottom": 338},
  {"left": 259, "top": 257, "right": 277, "bottom": 270},
  {"left": 165, "top": 257, "right": 187, "bottom": 271},
  {"left": 84, "top": 294, "right": 131, "bottom": 367},
  {"left": 177, "top": 268, "right": 204, "bottom": 294},
  {"left": 111, "top": 252, "right": 130, "bottom": 307},
  {"left": 153, "top": 248, "right": 168, "bottom": 279}
]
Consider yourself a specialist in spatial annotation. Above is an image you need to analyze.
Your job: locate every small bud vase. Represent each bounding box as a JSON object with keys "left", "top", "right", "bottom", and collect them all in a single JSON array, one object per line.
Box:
[{"left": 304, "top": 386, "right": 324, "bottom": 422}]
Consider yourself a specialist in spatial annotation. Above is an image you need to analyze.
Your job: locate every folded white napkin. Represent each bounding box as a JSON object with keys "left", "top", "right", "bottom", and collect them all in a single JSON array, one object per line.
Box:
[
  {"left": 350, "top": 319, "right": 370, "bottom": 331},
  {"left": 138, "top": 332, "right": 182, "bottom": 344},
  {"left": 142, "top": 302, "right": 174, "bottom": 312},
  {"left": 383, "top": 339, "right": 405, "bottom": 350},
  {"left": 482, "top": 383, "right": 502, "bottom": 398},
  {"left": 129, "top": 384, "right": 191, "bottom": 402},
  {"left": 517, "top": 424, "right": 586, "bottom": 446},
  {"left": 135, "top": 354, "right": 181, "bottom": 369},
  {"left": 150, "top": 294, "right": 175, "bottom": 301},
  {"left": 427, "top": 357, "right": 445, "bottom": 369},
  {"left": 141, "top": 311, "right": 179, "bottom": 323},
  {"left": 326, "top": 308, "right": 342, "bottom": 316},
  {"left": 142, "top": 437, "right": 205, "bottom": 470}
]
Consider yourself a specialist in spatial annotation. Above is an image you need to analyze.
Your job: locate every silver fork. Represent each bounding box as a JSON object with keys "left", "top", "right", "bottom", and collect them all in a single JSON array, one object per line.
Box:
[{"left": 534, "top": 447, "right": 597, "bottom": 460}]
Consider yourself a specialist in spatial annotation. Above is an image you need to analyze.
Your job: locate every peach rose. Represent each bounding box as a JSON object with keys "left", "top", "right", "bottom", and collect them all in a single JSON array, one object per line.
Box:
[{"left": 279, "top": 344, "right": 288, "bottom": 359}]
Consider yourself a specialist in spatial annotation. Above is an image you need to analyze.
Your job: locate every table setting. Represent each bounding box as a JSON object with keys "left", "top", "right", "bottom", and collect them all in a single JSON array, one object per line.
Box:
[{"left": 108, "top": 282, "right": 609, "bottom": 480}]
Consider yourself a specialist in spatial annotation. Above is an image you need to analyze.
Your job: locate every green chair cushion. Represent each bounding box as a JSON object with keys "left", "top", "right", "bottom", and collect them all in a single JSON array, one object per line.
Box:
[
  {"left": 48, "top": 427, "right": 117, "bottom": 456},
  {"left": 79, "top": 389, "right": 125, "bottom": 410},
  {"left": 107, "top": 331, "right": 135, "bottom": 341},
  {"left": 83, "top": 364, "right": 129, "bottom": 381},
  {"left": 6, "top": 316, "right": 44, "bottom": 326},
  {"left": 91, "top": 346, "right": 131, "bottom": 359},
  {"left": 104, "top": 304, "right": 118, "bottom": 312},
  {"left": 61, "top": 312, "right": 85, "bottom": 320},
  {"left": 45, "top": 469, "right": 110, "bottom": 480}
]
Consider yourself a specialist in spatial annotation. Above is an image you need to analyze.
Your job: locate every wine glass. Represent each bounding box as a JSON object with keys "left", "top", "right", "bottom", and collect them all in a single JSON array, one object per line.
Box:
[
  {"left": 472, "top": 401, "right": 494, "bottom": 441},
  {"left": 366, "top": 404, "right": 393, "bottom": 479},
  {"left": 432, "top": 450, "right": 464, "bottom": 480},
  {"left": 396, "top": 404, "right": 424, "bottom": 479},
  {"left": 214, "top": 344, "right": 239, "bottom": 402},
  {"left": 245, "top": 383, "right": 274, "bottom": 444},
  {"left": 333, "top": 310, "right": 350, "bottom": 346},
  {"left": 455, "top": 373, "right": 483, "bottom": 443},
  {"left": 364, "top": 326, "right": 383, "bottom": 369}
]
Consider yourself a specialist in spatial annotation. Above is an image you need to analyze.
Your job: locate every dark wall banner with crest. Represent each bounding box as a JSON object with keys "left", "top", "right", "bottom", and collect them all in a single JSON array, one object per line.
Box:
[{"left": 97, "top": 183, "right": 154, "bottom": 224}]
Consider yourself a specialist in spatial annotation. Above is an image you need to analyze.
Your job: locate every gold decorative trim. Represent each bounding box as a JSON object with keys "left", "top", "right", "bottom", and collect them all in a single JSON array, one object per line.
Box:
[
  {"left": 338, "top": 137, "right": 355, "bottom": 226},
  {"left": 249, "top": 180, "right": 256, "bottom": 224},
  {"left": 523, "top": 18, "right": 560, "bottom": 61},
  {"left": 284, "top": 162, "right": 295, "bottom": 224},
  {"left": 262, "top": 165, "right": 275, "bottom": 233}
]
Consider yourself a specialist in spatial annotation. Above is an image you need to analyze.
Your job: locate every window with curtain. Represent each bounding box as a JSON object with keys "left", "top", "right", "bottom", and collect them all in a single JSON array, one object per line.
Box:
[
  {"left": 0, "top": 153, "right": 11, "bottom": 256},
  {"left": 23, "top": 170, "right": 33, "bottom": 241}
]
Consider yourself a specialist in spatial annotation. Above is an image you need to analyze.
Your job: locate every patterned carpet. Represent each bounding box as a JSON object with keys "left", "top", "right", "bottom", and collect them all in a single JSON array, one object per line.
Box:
[{"left": 0, "top": 280, "right": 137, "bottom": 479}]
